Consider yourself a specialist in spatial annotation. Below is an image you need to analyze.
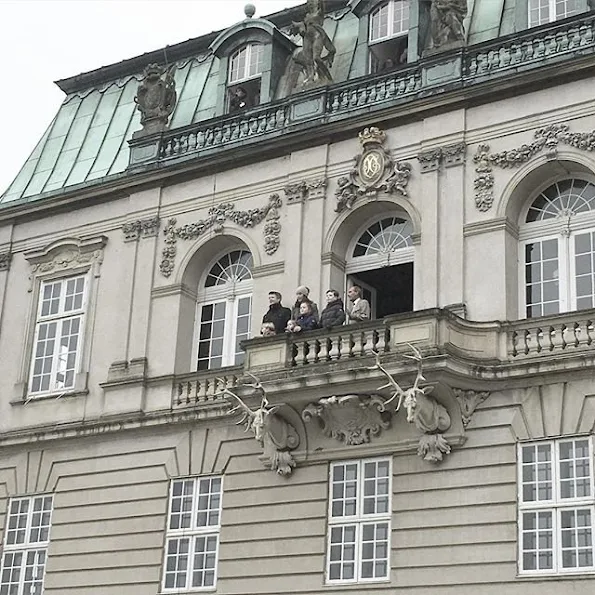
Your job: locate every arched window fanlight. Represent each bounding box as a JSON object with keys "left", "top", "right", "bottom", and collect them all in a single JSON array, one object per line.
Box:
[
  {"left": 197, "top": 250, "right": 253, "bottom": 370},
  {"left": 521, "top": 178, "right": 595, "bottom": 318},
  {"left": 353, "top": 217, "right": 413, "bottom": 257},
  {"left": 526, "top": 179, "right": 595, "bottom": 222},
  {"left": 205, "top": 250, "right": 253, "bottom": 287}
]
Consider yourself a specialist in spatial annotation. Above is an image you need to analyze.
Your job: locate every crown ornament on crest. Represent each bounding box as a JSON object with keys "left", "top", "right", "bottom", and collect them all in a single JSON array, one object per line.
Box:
[{"left": 358, "top": 126, "right": 386, "bottom": 147}]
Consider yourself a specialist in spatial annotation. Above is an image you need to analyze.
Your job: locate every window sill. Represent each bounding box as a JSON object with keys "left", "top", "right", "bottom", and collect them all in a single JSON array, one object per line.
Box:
[
  {"left": 517, "top": 571, "right": 595, "bottom": 580},
  {"left": 324, "top": 578, "right": 391, "bottom": 588},
  {"left": 10, "top": 389, "right": 88, "bottom": 406}
]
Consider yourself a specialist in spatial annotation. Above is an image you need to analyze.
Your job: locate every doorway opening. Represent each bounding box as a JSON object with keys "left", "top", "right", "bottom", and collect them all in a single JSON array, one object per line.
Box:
[{"left": 348, "top": 262, "right": 413, "bottom": 319}]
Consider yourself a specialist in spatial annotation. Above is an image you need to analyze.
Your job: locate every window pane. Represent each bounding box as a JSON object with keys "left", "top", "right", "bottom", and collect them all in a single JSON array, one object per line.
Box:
[
  {"left": 360, "top": 522, "right": 389, "bottom": 579},
  {"left": 164, "top": 538, "right": 189, "bottom": 589},
  {"left": 521, "top": 444, "right": 553, "bottom": 502},
  {"left": 169, "top": 480, "right": 194, "bottom": 530},
  {"left": 521, "top": 511, "right": 553, "bottom": 571},
  {"left": 560, "top": 439, "right": 592, "bottom": 499},
  {"left": 331, "top": 463, "right": 358, "bottom": 518},
  {"left": 525, "top": 240, "right": 559, "bottom": 318},
  {"left": 328, "top": 525, "right": 357, "bottom": 581},
  {"left": 192, "top": 535, "right": 218, "bottom": 588},
  {"left": 561, "top": 508, "right": 594, "bottom": 569}
]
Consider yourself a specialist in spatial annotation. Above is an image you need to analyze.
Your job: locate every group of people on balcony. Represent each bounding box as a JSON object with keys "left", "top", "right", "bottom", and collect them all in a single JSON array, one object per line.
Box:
[{"left": 261, "top": 285, "right": 371, "bottom": 336}]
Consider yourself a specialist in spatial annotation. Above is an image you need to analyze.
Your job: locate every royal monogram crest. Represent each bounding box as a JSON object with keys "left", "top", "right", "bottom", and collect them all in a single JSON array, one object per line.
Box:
[{"left": 335, "top": 127, "right": 411, "bottom": 212}]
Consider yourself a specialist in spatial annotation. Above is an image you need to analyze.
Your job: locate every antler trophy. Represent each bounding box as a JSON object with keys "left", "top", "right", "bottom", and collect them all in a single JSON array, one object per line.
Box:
[
  {"left": 369, "top": 346, "right": 452, "bottom": 462},
  {"left": 218, "top": 374, "right": 300, "bottom": 476}
]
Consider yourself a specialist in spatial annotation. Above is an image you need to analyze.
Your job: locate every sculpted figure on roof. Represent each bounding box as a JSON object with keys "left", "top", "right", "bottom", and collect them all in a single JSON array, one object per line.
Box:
[
  {"left": 134, "top": 63, "right": 177, "bottom": 137},
  {"left": 428, "top": 0, "right": 467, "bottom": 52},
  {"left": 290, "top": 0, "right": 336, "bottom": 90}
]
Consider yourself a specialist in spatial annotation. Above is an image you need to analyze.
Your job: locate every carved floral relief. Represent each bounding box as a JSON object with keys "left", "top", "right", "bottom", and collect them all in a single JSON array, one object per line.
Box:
[{"left": 473, "top": 123, "right": 595, "bottom": 211}]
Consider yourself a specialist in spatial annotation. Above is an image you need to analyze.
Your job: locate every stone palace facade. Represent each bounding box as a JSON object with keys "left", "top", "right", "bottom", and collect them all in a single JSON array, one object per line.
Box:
[{"left": 1, "top": 0, "right": 595, "bottom": 593}]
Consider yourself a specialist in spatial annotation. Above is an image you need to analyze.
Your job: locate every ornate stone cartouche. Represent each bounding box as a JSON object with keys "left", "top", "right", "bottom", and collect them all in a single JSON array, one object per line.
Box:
[
  {"left": 134, "top": 63, "right": 177, "bottom": 137},
  {"left": 302, "top": 394, "right": 390, "bottom": 446},
  {"left": 335, "top": 127, "right": 411, "bottom": 212}
]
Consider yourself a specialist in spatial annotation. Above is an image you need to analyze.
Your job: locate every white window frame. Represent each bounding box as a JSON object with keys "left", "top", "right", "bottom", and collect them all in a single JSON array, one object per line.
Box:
[
  {"left": 162, "top": 476, "right": 223, "bottom": 592},
  {"left": 0, "top": 494, "right": 54, "bottom": 595},
  {"left": 228, "top": 43, "right": 264, "bottom": 84},
  {"left": 528, "top": 0, "right": 580, "bottom": 27},
  {"left": 194, "top": 293, "right": 252, "bottom": 370},
  {"left": 28, "top": 274, "right": 88, "bottom": 397},
  {"left": 326, "top": 458, "right": 392, "bottom": 585},
  {"left": 369, "top": 0, "right": 410, "bottom": 44},
  {"left": 518, "top": 437, "right": 595, "bottom": 575}
]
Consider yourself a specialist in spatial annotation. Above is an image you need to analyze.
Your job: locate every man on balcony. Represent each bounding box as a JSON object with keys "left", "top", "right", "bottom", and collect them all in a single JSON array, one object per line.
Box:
[{"left": 346, "top": 285, "right": 371, "bottom": 323}]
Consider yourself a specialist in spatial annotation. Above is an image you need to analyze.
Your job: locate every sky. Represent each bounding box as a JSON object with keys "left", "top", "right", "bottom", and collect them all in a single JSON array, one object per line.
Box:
[{"left": 0, "top": 0, "right": 305, "bottom": 196}]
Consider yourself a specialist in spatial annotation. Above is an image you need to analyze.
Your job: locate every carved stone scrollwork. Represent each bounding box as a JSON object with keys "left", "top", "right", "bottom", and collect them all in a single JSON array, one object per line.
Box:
[
  {"left": 302, "top": 394, "right": 390, "bottom": 446},
  {"left": 122, "top": 216, "right": 160, "bottom": 242},
  {"left": 473, "top": 123, "right": 595, "bottom": 211},
  {"left": 335, "top": 127, "right": 411, "bottom": 212},
  {"left": 159, "top": 194, "right": 283, "bottom": 277},
  {"left": 418, "top": 142, "right": 466, "bottom": 173},
  {"left": 0, "top": 252, "right": 11, "bottom": 271},
  {"left": 284, "top": 178, "right": 327, "bottom": 204},
  {"left": 219, "top": 375, "right": 299, "bottom": 476},
  {"left": 453, "top": 388, "right": 489, "bottom": 428}
]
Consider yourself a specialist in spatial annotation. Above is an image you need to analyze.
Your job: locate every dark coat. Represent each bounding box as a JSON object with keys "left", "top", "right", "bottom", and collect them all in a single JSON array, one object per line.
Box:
[
  {"left": 292, "top": 299, "right": 319, "bottom": 322},
  {"left": 320, "top": 298, "right": 346, "bottom": 328},
  {"left": 262, "top": 303, "right": 292, "bottom": 334},
  {"left": 295, "top": 313, "right": 319, "bottom": 331}
]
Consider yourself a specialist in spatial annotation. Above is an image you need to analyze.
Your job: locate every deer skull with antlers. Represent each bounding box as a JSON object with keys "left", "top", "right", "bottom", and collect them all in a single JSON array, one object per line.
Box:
[
  {"left": 217, "top": 373, "right": 300, "bottom": 476},
  {"left": 369, "top": 344, "right": 433, "bottom": 421}
]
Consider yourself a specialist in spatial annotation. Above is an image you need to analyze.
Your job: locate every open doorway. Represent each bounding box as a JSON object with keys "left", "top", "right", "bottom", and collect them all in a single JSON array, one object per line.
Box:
[{"left": 348, "top": 262, "right": 413, "bottom": 319}]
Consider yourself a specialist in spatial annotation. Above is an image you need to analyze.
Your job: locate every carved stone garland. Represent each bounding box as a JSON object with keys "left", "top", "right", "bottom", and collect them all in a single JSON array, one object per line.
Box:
[
  {"left": 159, "top": 194, "right": 282, "bottom": 278},
  {"left": 284, "top": 178, "right": 327, "bottom": 204},
  {"left": 335, "top": 127, "right": 411, "bottom": 213},
  {"left": 473, "top": 123, "right": 595, "bottom": 211},
  {"left": 302, "top": 395, "right": 390, "bottom": 446}
]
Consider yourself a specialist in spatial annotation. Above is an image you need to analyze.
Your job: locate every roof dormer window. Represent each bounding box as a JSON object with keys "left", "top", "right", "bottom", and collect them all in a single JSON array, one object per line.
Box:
[
  {"left": 368, "top": 0, "right": 410, "bottom": 74},
  {"left": 369, "top": 0, "right": 409, "bottom": 43},
  {"left": 227, "top": 43, "right": 264, "bottom": 113},
  {"left": 228, "top": 43, "right": 264, "bottom": 84}
]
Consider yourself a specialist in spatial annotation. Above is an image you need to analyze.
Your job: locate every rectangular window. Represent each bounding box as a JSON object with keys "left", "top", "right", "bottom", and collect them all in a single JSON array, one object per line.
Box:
[
  {"left": 0, "top": 495, "right": 54, "bottom": 595},
  {"left": 370, "top": 1, "right": 409, "bottom": 43},
  {"left": 528, "top": 0, "right": 580, "bottom": 26},
  {"left": 29, "top": 275, "right": 87, "bottom": 395},
  {"left": 163, "top": 476, "right": 223, "bottom": 592},
  {"left": 524, "top": 238, "right": 560, "bottom": 317},
  {"left": 519, "top": 438, "right": 595, "bottom": 574},
  {"left": 197, "top": 296, "right": 251, "bottom": 370},
  {"left": 327, "top": 459, "right": 391, "bottom": 584}
]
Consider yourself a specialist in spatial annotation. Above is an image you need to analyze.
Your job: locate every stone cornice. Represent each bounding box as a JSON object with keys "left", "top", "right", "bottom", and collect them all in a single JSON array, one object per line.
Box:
[
  {"left": 251, "top": 261, "right": 285, "bottom": 278},
  {"left": 463, "top": 217, "right": 519, "bottom": 238}
]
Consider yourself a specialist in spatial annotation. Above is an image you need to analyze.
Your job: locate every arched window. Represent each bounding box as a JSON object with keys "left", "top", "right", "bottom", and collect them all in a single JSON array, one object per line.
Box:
[
  {"left": 368, "top": 0, "right": 410, "bottom": 73},
  {"left": 196, "top": 250, "right": 253, "bottom": 370},
  {"left": 347, "top": 215, "right": 414, "bottom": 318},
  {"left": 521, "top": 178, "right": 595, "bottom": 318}
]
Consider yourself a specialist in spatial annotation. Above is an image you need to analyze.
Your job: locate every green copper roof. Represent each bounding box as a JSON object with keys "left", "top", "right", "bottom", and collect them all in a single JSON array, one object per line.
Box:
[{"left": 0, "top": 0, "right": 548, "bottom": 204}]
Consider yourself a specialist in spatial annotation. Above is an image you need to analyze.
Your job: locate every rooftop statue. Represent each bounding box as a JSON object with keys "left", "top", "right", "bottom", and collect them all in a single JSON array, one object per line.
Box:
[
  {"left": 427, "top": 0, "right": 467, "bottom": 53},
  {"left": 133, "top": 63, "right": 177, "bottom": 137},
  {"left": 290, "top": 0, "right": 336, "bottom": 90}
]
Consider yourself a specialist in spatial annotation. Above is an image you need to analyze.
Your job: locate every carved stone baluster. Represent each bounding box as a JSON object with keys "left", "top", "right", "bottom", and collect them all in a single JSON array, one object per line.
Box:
[
  {"left": 587, "top": 320, "right": 594, "bottom": 345},
  {"left": 362, "top": 328, "right": 376, "bottom": 355},
  {"left": 318, "top": 336, "right": 330, "bottom": 361},
  {"left": 549, "top": 324, "right": 567, "bottom": 352},
  {"left": 375, "top": 328, "right": 388, "bottom": 353},
  {"left": 351, "top": 331, "right": 364, "bottom": 357},
  {"left": 329, "top": 334, "right": 341, "bottom": 360}
]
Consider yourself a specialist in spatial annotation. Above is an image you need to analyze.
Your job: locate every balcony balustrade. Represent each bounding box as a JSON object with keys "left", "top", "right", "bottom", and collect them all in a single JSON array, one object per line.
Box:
[
  {"left": 170, "top": 307, "right": 595, "bottom": 409},
  {"left": 129, "top": 13, "right": 595, "bottom": 168}
]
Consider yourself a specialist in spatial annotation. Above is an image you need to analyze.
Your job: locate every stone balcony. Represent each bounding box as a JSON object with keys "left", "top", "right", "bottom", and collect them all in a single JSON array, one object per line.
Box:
[
  {"left": 129, "top": 12, "right": 595, "bottom": 169},
  {"left": 170, "top": 307, "right": 595, "bottom": 410}
]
